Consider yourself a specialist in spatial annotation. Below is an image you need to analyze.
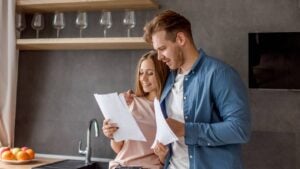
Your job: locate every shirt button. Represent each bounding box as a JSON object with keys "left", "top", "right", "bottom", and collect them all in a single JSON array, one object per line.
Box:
[
  {"left": 189, "top": 155, "right": 193, "bottom": 159},
  {"left": 183, "top": 96, "right": 186, "bottom": 100},
  {"left": 185, "top": 78, "right": 188, "bottom": 81},
  {"left": 185, "top": 116, "right": 188, "bottom": 119},
  {"left": 207, "top": 143, "right": 211, "bottom": 146}
]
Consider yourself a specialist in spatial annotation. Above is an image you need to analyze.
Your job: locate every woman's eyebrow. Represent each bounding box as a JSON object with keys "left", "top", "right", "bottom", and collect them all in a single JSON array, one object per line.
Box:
[{"left": 140, "top": 68, "right": 154, "bottom": 71}]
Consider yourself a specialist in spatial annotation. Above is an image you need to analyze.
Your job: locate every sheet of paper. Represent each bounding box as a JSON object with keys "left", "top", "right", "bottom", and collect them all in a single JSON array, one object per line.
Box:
[
  {"left": 94, "top": 92, "right": 146, "bottom": 142},
  {"left": 151, "top": 98, "right": 178, "bottom": 148}
]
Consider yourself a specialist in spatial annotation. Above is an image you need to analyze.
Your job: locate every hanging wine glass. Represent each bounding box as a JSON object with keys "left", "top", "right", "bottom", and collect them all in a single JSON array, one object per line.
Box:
[
  {"left": 15, "top": 12, "right": 26, "bottom": 38},
  {"left": 75, "top": 11, "right": 88, "bottom": 38},
  {"left": 53, "top": 11, "right": 65, "bottom": 38},
  {"left": 99, "top": 11, "right": 112, "bottom": 37},
  {"left": 31, "top": 13, "right": 44, "bottom": 38},
  {"left": 123, "top": 10, "right": 136, "bottom": 37}
]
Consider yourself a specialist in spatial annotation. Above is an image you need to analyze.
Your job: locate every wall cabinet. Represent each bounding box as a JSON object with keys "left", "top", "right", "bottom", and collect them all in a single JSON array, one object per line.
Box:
[{"left": 16, "top": 0, "right": 158, "bottom": 50}]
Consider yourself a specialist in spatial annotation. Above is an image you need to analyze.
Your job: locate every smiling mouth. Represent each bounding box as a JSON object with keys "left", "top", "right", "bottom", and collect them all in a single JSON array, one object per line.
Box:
[{"left": 142, "top": 83, "right": 151, "bottom": 87}]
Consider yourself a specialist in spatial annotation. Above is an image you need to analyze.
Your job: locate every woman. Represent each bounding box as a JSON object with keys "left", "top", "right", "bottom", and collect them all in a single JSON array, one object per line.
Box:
[{"left": 102, "top": 50, "right": 169, "bottom": 169}]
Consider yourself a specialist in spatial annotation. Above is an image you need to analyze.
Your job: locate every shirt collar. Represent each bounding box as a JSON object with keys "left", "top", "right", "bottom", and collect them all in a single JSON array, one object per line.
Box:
[
  {"left": 190, "top": 49, "right": 206, "bottom": 73},
  {"left": 169, "top": 49, "right": 206, "bottom": 77}
]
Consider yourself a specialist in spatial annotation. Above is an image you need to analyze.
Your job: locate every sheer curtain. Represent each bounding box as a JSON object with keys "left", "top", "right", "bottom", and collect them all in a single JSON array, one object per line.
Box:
[{"left": 0, "top": 0, "right": 17, "bottom": 147}]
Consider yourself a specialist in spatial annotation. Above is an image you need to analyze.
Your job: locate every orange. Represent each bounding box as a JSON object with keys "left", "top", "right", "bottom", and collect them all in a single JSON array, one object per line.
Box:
[
  {"left": 1, "top": 151, "right": 15, "bottom": 160},
  {"left": 25, "top": 149, "right": 35, "bottom": 159},
  {"left": 16, "top": 151, "right": 30, "bottom": 161}
]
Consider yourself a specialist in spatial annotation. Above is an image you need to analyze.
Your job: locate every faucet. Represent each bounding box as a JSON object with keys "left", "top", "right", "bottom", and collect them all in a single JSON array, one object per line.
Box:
[{"left": 78, "top": 118, "right": 99, "bottom": 164}]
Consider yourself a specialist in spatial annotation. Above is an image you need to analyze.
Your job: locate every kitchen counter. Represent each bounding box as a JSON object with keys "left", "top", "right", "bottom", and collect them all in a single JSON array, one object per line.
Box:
[
  {"left": 0, "top": 157, "right": 62, "bottom": 169},
  {"left": 0, "top": 153, "right": 111, "bottom": 169},
  {"left": 0, "top": 154, "right": 111, "bottom": 169}
]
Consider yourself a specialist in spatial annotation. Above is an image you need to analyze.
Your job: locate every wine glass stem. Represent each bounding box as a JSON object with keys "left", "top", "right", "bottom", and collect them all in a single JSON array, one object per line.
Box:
[
  {"left": 127, "top": 29, "right": 131, "bottom": 37},
  {"left": 57, "top": 30, "right": 60, "bottom": 38},
  {"left": 104, "top": 29, "right": 107, "bottom": 38},
  {"left": 80, "top": 29, "right": 83, "bottom": 38},
  {"left": 16, "top": 31, "right": 21, "bottom": 39},
  {"left": 36, "top": 30, "right": 39, "bottom": 38}
]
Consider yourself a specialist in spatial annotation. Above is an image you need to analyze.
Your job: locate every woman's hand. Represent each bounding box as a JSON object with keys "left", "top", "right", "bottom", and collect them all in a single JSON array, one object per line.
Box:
[
  {"left": 153, "top": 141, "right": 169, "bottom": 164},
  {"left": 121, "top": 90, "right": 135, "bottom": 105},
  {"left": 102, "top": 119, "right": 118, "bottom": 139}
]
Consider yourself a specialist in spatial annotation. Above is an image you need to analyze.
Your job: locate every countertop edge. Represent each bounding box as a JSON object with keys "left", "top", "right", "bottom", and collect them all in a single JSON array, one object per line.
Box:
[{"left": 36, "top": 153, "right": 112, "bottom": 162}]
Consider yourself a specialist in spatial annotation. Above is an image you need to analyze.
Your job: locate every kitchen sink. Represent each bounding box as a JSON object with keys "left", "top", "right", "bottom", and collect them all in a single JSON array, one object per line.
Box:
[{"left": 33, "top": 159, "right": 109, "bottom": 169}]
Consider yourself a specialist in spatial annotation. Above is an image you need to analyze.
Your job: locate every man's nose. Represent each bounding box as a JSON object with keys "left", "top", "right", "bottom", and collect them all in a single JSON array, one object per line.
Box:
[{"left": 157, "top": 53, "right": 163, "bottom": 60}]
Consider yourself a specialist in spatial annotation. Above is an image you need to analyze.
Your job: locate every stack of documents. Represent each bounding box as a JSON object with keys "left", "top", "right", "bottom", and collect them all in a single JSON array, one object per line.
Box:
[
  {"left": 94, "top": 93, "right": 146, "bottom": 142},
  {"left": 94, "top": 92, "right": 178, "bottom": 146},
  {"left": 151, "top": 98, "right": 178, "bottom": 148}
]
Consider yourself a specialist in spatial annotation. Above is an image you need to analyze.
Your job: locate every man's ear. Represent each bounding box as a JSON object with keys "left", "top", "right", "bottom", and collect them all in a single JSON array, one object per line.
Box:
[{"left": 176, "top": 32, "right": 186, "bottom": 46}]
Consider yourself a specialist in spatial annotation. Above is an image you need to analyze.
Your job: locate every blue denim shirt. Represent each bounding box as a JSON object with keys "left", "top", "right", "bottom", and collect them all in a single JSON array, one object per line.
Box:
[{"left": 160, "top": 49, "right": 251, "bottom": 169}]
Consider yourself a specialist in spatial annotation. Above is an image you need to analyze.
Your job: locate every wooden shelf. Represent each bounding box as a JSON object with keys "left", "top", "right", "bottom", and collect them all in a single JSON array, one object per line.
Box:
[
  {"left": 16, "top": 37, "right": 152, "bottom": 50},
  {"left": 15, "top": 1, "right": 158, "bottom": 51},
  {"left": 16, "top": 0, "right": 159, "bottom": 13}
]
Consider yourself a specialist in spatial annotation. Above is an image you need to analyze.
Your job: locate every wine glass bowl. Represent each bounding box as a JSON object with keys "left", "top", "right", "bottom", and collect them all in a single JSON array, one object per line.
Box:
[
  {"left": 31, "top": 13, "right": 44, "bottom": 38},
  {"left": 15, "top": 12, "right": 26, "bottom": 38},
  {"left": 75, "top": 11, "right": 88, "bottom": 38},
  {"left": 52, "top": 11, "right": 65, "bottom": 38},
  {"left": 99, "top": 11, "right": 112, "bottom": 37},
  {"left": 123, "top": 10, "right": 136, "bottom": 37}
]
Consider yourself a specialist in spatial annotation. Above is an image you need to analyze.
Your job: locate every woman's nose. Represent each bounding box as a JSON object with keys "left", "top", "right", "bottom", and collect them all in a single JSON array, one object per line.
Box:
[
  {"left": 142, "top": 75, "right": 147, "bottom": 80},
  {"left": 141, "top": 74, "right": 147, "bottom": 81}
]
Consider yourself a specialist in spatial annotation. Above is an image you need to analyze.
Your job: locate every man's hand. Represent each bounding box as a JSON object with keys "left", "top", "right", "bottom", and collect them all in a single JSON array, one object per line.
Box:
[
  {"left": 121, "top": 90, "right": 135, "bottom": 105},
  {"left": 166, "top": 118, "right": 185, "bottom": 137},
  {"left": 153, "top": 141, "right": 168, "bottom": 164}
]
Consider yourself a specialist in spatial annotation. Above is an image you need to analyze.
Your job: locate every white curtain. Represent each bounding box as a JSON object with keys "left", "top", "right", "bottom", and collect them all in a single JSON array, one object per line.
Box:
[{"left": 0, "top": 0, "right": 17, "bottom": 147}]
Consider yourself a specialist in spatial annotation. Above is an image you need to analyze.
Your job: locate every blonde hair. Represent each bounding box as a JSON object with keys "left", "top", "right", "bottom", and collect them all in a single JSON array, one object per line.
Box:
[
  {"left": 143, "top": 10, "right": 193, "bottom": 43},
  {"left": 134, "top": 50, "right": 169, "bottom": 99}
]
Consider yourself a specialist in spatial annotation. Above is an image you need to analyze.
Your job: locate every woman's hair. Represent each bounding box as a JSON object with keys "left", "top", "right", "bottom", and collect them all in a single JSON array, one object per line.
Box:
[
  {"left": 134, "top": 50, "right": 169, "bottom": 99},
  {"left": 143, "top": 10, "right": 193, "bottom": 43}
]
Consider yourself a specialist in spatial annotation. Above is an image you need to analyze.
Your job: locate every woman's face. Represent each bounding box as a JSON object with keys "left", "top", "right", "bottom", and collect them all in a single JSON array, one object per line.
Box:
[{"left": 139, "top": 58, "right": 158, "bottom": 98}]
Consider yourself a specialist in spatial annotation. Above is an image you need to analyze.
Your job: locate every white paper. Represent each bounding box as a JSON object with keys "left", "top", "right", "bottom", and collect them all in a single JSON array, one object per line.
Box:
[
  {"left": 151, "top": 98, "right": 178, "bottom": 148},
  {"left": 94, "top": 92, "right": 146, "bottom": 142}
]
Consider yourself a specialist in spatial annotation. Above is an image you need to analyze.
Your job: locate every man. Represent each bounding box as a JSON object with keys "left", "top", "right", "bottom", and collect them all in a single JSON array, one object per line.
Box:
[{"left": 145, "top": 10, "right": 251, "bottom": 169}]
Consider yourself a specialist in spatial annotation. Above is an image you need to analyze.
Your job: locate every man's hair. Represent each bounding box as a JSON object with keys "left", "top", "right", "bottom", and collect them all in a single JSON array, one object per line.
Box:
[
  {"left": 134, "top": 50, "right": 169, "bottom": 99},
  {"left": 143, "top": 10, "right": 193, "bottom": 43}
]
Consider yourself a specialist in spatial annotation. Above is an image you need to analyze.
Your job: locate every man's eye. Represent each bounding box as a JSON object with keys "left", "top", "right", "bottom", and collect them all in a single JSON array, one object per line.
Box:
[{"left": 160, "top": 47, "right": 166, "bottom": 51}]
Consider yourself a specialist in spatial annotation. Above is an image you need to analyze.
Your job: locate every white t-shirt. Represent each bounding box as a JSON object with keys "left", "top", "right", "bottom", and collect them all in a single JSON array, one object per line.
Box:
[{"left": 166, "top": 72, "right": 189, "bottom": 169}]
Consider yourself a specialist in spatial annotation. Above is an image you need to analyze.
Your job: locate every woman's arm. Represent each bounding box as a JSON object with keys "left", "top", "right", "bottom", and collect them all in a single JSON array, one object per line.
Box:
[
  {"left": 102, "top": 119, "right": 124, "bottom": 153},
  {"left": 110, "top": 139, "right": 124, "bottom": 153}
]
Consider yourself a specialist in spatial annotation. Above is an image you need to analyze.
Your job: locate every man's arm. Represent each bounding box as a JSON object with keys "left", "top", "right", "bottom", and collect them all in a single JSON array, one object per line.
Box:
[
  {"left": 166, "top": 118, "right": 185, "bottom": 137},
  {"left": 185, "top": 68, "right": 251, "bottom": 146}
]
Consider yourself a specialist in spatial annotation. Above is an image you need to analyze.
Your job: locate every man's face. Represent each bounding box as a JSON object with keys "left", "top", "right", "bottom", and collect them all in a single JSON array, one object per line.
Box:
[{"left": 152, "top": 30, "right": 184, "bottom": 70}]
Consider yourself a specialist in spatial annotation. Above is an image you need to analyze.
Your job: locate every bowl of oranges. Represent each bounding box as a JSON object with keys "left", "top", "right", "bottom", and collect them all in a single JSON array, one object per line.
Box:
[{"left": 0, "top": 146, "right": 35, "bottom": 164}]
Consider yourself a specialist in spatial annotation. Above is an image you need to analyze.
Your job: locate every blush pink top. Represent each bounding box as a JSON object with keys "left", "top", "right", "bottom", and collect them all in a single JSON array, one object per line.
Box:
[{"left": 109, "top": 96, "right": 162, "bottom": 169}]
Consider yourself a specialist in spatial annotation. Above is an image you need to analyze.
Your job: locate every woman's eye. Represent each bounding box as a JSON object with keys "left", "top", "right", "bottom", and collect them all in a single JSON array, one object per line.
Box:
[{"left": 146, "top": 72, "right": 154, "bottom": 75}]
